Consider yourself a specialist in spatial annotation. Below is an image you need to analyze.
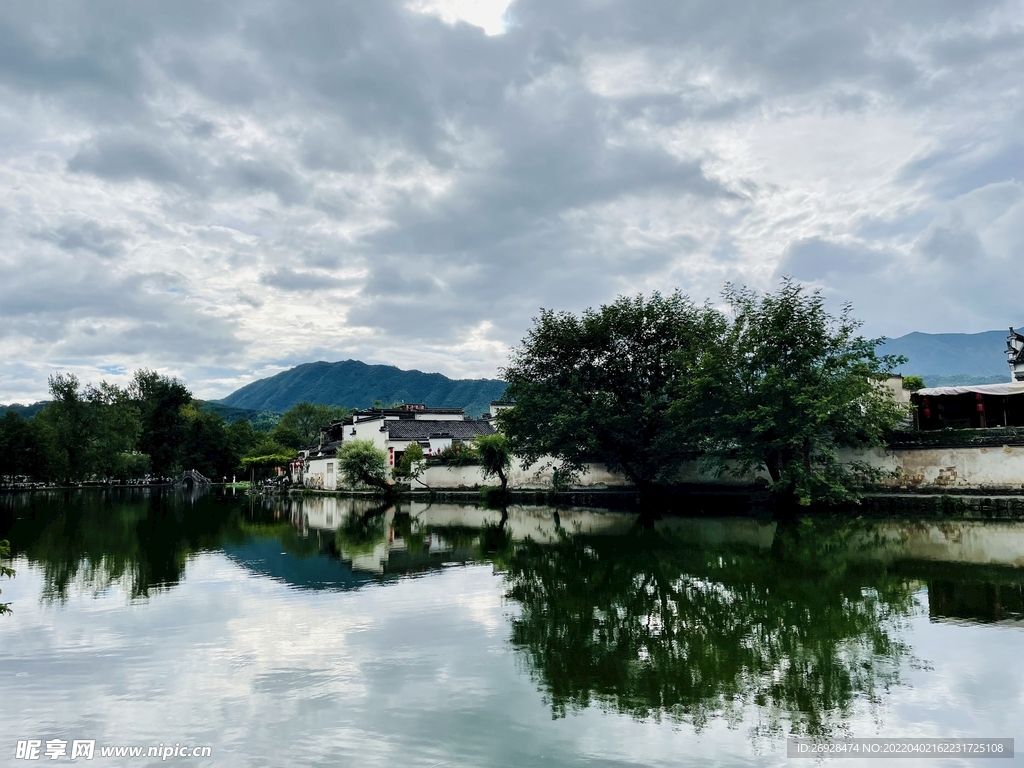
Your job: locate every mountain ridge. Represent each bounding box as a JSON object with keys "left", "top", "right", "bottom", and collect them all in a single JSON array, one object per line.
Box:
[
  {"left": 217, "top": 359, "right": 508, "bottom": 417},
  {"left": 880, "top": 329, "right": 1018, "bottom": 385}
]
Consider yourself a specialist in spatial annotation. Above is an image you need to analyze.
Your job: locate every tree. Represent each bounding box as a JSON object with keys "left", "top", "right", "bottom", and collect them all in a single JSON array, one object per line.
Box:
[
  {"left": 902, "top": 375, "right": 926, "bottom": 392},
  {"left": 278, "top": 402, "right": 351, "bottom": 447},
  {"left": 673, "top": 279, "right": 907, "bottom": 506},
  {"left": 0, "top": 411, "right": 46, "bottom": 484},
  {"left": 129, "top": 370, "right": 193, "bottom": 477},
  {"left": 500, "top": 292, "right": 725, "bottom": 494},
  {"left": 34, "top": 373, "right": 91, "bottom": 482},
  {"left": 179, "top": 405, "right": 239, "bottom": 479},
  {"left": 83, "top": 382, "right": 142, "bottom": 481},
  {"left": 475, "top": 433, "right": 512, "bottom": 492},
  {"left": 392, "top": 443, "right": 425, "bottom": 482},
  {"left": 337, "top": 440, "right": 391, "bottom": 494}
]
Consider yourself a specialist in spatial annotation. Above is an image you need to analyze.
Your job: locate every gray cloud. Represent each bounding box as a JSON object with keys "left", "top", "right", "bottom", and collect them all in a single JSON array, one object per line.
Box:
[
  {"left": 34, "top": 220, "right": 129, "bottom": 259},
  {"left": 0, "top": 0, "right": 1022, "bottom": 401},
  {"left": 259, "top": 267, "right": 357, "bottom": 292}
]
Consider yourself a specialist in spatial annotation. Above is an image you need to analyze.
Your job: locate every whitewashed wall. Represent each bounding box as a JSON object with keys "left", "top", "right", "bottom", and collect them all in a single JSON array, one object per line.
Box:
[
  {"left": 414, "top": 457, "right": 628, "bottom": 490},
  {"left": 844, "top": 445, "right": 1024, "bottom": 491},
  {"left": 305, "top": 444, "right": 1024, "bottom": 492}
]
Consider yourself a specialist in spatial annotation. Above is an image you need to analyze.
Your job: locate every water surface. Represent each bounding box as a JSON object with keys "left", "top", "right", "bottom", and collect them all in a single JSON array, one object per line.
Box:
[{"left": 2, "top": 490, "right": 1024, "bottom": 766}]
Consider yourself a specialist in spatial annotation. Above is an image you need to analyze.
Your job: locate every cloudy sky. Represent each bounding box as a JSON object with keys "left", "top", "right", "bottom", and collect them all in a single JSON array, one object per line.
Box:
[{"left": 1, "top": 0, "right": 1022, "bottom": 402}]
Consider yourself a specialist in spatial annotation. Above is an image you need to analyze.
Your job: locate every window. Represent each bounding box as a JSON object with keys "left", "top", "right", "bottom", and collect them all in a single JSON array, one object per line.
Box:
[{"left": 327, "top": 463, "right": 334, "bottom": 474}]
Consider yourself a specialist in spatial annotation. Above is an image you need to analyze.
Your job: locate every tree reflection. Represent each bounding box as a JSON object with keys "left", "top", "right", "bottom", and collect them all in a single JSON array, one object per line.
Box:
[
  {"left": 2, "top": 489, "right": 246, "bottom": 600},
  {"left": 504, "top": 519, "right": 918, "bottom": 735}
]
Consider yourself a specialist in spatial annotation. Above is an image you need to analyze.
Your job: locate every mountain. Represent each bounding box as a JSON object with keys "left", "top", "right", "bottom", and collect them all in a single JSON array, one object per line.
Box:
[
  {"left": 218, "top": 360, "right": 508, "bottom": 417},
  {"left": 0, "top": 402, "right": 48, "bottom": 419},
  {"left": 881, "top": 329, "right": 1018, "bottom": 386}
]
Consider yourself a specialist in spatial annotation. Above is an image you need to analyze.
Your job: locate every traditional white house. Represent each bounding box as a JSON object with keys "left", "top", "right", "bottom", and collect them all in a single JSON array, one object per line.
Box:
[{"left": 301, "top": 404, "right": 495, "bottom": 489}]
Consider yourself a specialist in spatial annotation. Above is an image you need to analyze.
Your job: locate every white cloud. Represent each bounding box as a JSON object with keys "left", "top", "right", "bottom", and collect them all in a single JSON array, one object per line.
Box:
[{"left": 406, "top": 0, "right": 514, "bottom": 36}]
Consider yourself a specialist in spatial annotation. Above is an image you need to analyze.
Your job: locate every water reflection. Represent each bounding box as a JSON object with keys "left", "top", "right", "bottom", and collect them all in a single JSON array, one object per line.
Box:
[
  {"left": 0, "top": 488, "right": 245, "bottom": 600},
  {"left": 3, "top": 489, "right": 1024, "bottom": 742}
]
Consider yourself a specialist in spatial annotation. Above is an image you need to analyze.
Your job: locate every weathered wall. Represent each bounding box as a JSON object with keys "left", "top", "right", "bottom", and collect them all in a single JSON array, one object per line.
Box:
[
  {"left": 414, "top": 457, "right": 628, "bottom": 490},
  {"left": 304, "top": 444, "right": 1024, "bottom": 492},
  {"left": 842, "top": 445, "right": 1024, "bottom": 491}
]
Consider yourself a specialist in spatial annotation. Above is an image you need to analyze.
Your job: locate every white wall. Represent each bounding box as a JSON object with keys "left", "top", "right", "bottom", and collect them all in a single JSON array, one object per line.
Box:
[
  {"left": 307, "top": 443, "right": 1024, "bottom": 492},
  {"left": 414, "top": 457, "right": 629, "bottom": 490},
  {"left": 845, "top": 445, "right": 1024, "bottom": 491},
  {"left": 305, "top": 456, "right": 339, "bottom": 490}
]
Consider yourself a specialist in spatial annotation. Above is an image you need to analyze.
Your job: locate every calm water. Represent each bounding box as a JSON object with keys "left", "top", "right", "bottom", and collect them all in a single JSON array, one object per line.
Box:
[{"left": 2, "top": 490, "right": 1024, "bottom": 767}]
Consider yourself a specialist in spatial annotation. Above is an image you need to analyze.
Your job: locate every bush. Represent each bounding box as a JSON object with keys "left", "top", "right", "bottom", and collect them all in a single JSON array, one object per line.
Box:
[
  {"left": 338, "top": 440, "right": 391, "bottom": 493},
  {"left": 436, "top": 442, "right": 479, "bottom": 466}
]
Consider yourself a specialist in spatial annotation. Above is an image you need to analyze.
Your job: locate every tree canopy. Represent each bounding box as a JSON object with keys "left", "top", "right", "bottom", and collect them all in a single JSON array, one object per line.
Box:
[
  {"left": 474, "top": 433, "right": 512, "bottom": 491},
  {"left": 337, "top": 440, "right": 391, "bottom": 494},
  {"left": 274, "top": 402, "right": 351, "bottom": 448},
  {"left": 0, "top": 368, "right": 303, "bottom": 485},
  {"left": 500, "top": 291, "right": 724, "bottom": 492},
  {"left": 501, "top": 280, "right": 906, "bottom": 505},
  {"left": 671, "top": 280, "right": 906, "bottom": 505}
]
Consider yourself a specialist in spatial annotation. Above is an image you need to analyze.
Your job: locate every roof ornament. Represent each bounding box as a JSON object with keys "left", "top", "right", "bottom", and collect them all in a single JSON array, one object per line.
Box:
[{"left": 1008, "top": 327, "right": 1024, "bottom": 382}]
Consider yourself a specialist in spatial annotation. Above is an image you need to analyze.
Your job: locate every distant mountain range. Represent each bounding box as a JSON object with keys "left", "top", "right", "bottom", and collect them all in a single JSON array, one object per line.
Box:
[
  {"left": 218, "top": 360, "right": 508, "bottom": 417},
  {"left": 881, "top": 329, "right": 1018, "bottom": 386}
]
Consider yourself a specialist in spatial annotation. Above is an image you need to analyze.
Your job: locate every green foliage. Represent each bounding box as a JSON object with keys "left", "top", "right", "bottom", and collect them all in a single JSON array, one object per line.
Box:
[
  {"left": 270, "top": 424, "right": 304, "bottom": 450},
  {"left": 671, "top": 279, "right": 907, "bottom": 505},
  {"left": 474, "top": 433, "right": 512, "bottom": 491},
  {"left": 500, "top": 291, "right": 725, "bottom": 491},
  {"left": 393, "top": 443, "right": 425, "bottom": 481},
  {"left": 0, "top": 410, "right": 48, "bottom": 483},
  {"left": 902, "top": 375, "right": 926, "bottom": 391},
  {"left": 130, "top": 370, "right": 192, "bottom": 476},
  {"left": 179, "top": 405, "right": 241, "bottom": 480},
  {"left": 240, "top": 452, "right": 297, "bottom": 476},
  {"left": 435, "top": 442, "right": 478, "bottom": 466},
  {"left": 337, "top": 439, "right": 391, "bottom": 493},
  {"left": 32, "top": 375, "right": 144, "bottom": 483},
  {"left": 277, "top": 402, "right": 351, "bottom": 447},
  {"left": 0, "top": 539, "right": 13, "bottom": 615},
  {"left": 503, "top": 281, "right": 907, "bottom": 505}
]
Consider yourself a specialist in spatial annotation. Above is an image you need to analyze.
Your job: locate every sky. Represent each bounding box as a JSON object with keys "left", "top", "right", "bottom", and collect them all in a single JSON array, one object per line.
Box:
[{"left": 1, "top": 0, "right": 1022, "bottom": 403}]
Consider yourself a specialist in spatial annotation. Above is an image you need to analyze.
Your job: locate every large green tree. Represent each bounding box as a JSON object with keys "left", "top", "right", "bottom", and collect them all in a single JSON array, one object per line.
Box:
[
  {"left": 276, "top": 402, "right": 351, "bottom": 448},
  {"left": 129, "top": 370, "right": 193, "bottom": 477},
  {"left": 500, "top": 292, "right": 724, "bottom": 493},
  {"left": 672, "top": 280, "right": 906, "bottom": 505},
  {"left": 0, "top": 411, "right": 47, "bottom": 483}
]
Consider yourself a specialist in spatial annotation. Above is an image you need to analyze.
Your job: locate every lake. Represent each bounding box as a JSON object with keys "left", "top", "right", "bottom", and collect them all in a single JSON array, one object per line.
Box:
[{"left": 2, "top": 489, "right": 1024, "bottom": 766}]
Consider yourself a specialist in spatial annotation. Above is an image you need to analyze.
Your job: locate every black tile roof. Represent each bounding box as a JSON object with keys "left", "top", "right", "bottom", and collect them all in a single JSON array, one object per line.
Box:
[{"left": 384, "top": 419, "right": 496, "bottom": 440}]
